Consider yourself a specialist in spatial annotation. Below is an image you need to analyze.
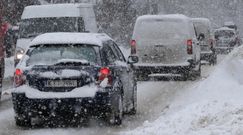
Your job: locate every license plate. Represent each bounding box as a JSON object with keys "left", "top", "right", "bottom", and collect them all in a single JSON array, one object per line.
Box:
[{"left": 45, "top": 80, "right": 77, "bottom": 87}]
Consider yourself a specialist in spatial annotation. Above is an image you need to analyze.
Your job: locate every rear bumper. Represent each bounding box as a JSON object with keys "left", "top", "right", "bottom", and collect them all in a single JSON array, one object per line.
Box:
[
  {"left": 12, "top": 90, "right": 112, "bottom": 119},
  {"left": 215, "top": 46, "right": 234, "bottom": 53},
  {"left": 133, "top": 61, "right": 194, "bottom": 75}
]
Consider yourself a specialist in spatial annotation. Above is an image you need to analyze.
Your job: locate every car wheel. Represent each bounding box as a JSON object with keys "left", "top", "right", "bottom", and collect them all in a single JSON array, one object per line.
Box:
[
  {"left": 128, "top": 83, "right": 137, "bottom": 115},
  {"left": 15, "top": 116, "right": 31, "bottom": 127},
  {"left": 108, "top": 94, "right": 123, "bottom": 126}
]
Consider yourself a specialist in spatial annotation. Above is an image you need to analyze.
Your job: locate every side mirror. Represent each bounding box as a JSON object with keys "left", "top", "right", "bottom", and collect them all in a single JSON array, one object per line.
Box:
[
  {"left": 198, "top": 33, "right": 205, "bottom": 41},
  {"left": 128, "top": 55, "right": 139, "bottom": 64}
]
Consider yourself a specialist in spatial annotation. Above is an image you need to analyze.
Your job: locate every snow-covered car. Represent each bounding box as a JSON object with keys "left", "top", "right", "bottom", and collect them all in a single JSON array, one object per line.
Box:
[
  {"left": 12, "top": 32, "right": 138, "bottom": 127},
  {"left": 191, "top": 18, "right": 217, "bottom": 65},
  {"left": 15, "top": 3, "right": 98, "bottom": 66},
  {"left": 131, "top": 14, "right": 201, "bottom": 80},
  {"left": 215, "top": 27, "right": 238, "bottom": 53}
]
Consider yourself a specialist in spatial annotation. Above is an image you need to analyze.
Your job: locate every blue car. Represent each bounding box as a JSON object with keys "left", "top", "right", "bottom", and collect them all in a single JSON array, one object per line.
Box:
[{"left": 12, "top": 32, "right": 138, "bottom": 127}]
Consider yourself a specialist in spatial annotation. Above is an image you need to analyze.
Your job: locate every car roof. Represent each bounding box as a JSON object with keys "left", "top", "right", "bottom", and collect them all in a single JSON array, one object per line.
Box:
[
  {"left": 29, "top": 32, "right": 112, "bottom": 47},
  {"left": 136, "top": 14, "right": 190, "bottom": 22},
  {"left": 215, "top": 27, "right": 235, "bottom": 32},
  {"left": 21, "top": 3, "right": 93, "bottom": 19},
  {"left": 191, "top": 18, "right": 211, "bottom": 25}
]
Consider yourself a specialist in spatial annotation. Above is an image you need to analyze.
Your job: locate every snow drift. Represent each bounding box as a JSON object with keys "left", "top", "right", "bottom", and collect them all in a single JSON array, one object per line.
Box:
[{"left": 122, "top": 46, "right": 243, "bottom": 135}]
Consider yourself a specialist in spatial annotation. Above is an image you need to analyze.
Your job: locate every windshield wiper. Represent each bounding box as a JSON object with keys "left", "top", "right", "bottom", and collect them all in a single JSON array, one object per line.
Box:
[
  {"left": 25, "top": 33, "right": 42, "bottom": 38},
  {"left": 53, "top": 59, "right": 91, "bottom": 66}
]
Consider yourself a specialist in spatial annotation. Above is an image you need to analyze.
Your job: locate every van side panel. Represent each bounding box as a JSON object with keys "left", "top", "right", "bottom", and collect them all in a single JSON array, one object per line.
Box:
[{"left": 80, "top": 7, "right": 98, "bottom": 33}]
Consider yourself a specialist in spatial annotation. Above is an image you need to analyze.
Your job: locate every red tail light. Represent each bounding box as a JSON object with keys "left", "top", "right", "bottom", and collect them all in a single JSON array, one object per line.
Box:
[
  {"left": 187, "top": 39, "right": 193, "bottom": 54},
  {"left": 98, "top": 67, "right": 112, "bottom": 86},
  {"left": 14, "top": 69, "right": 25, "bottom": 87},
  {"left": 131, "top": 40, "right": 136, "bottom": 54}
]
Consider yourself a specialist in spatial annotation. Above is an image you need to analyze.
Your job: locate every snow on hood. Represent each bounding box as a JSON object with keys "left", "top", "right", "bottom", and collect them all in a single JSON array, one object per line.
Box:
[
  {"left": 123, "top": 46, "right": 243, "bottom": 135},
  {"left": 16, "top": 38, "right": 34, "bottom": 51},
  {"left": 12, "top": 84, "right": 98, "bottom": 99}
]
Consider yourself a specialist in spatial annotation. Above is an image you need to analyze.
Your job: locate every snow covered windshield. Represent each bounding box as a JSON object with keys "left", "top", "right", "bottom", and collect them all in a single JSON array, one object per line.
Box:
[
  {"left": 26, "top": 45, "right": 99, "bottom": 66},
  {"left": 19, "top": 17, "right": 84, "bottom": 38},
  {"left": 135, "top": 19, "right": 188, "bottom": 41}
]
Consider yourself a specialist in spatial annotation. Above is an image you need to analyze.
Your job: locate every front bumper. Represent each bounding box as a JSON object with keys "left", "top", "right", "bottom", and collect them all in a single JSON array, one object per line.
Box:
[{"left": 12, "top": 90, "right": 112, "bottom": 119}]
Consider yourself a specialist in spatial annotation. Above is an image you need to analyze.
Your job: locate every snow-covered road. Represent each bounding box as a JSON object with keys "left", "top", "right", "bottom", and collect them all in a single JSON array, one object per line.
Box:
[{"left": 0, "top": 55, "right": 225, "bottom": 135}]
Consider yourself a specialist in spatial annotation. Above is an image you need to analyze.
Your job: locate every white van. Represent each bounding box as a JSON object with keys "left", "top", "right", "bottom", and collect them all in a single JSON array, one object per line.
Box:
[
  {"left": 191, "top": 18, "right": 217, "bottom": 65},
  {"left": 131, "top": 14, "right": 201, "bottom": 80},
  {"left": 15, "top": 3, "right": 98, "bottom": 65}
]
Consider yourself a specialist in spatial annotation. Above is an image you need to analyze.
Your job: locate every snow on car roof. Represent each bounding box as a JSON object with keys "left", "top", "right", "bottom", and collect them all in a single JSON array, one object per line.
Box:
[
  {"left": 136, "top": 14, "right": 190, "bottom": 22},
  {"left": 224, "top": 21, "right": 235, "bottom": 26},
  {"left": 191, "top": 18, "right": 210, "bottom": 25},
  {"left": 29, "top": 32, "right": 112, "bottom": 47},
  {"left": 215, "top": 27, "right": 235, "bottom": 32},
  {"left": 22, "top": 3, "right": 93, "bottom": 19}
]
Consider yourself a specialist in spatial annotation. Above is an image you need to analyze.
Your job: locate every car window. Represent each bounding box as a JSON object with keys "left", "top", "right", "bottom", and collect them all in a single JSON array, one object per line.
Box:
[
  {"left": 27, "top": 44, "right": 99, "bottom": 66},
  {"left": 101, "top": 44, "right": 119, "bottom": 66},
  {"left": 109, "top": 41, "right": 126, "bottom": 62}
]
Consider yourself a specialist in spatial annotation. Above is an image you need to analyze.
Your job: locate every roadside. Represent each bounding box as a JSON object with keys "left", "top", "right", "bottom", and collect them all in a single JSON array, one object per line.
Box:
[{"left": 122, "top": 47, "right": 243, "bottom": 135}]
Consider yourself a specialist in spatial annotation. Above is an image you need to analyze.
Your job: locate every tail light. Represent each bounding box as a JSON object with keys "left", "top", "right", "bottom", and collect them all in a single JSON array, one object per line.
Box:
[
  {"left": 131, "top": 40, "right": 136, "bottom": 54},
  {"left": 98, "top": 67, "right": 112, "bottom": 87},
  {"left": 209, "top": 38, "right": 214, "bottom": 48},
  {"left": 14, "top": 69, "right": 25, "bottom": 87},
  {"left": 187, "top": 39, "right": 193, "bottom": 54}
]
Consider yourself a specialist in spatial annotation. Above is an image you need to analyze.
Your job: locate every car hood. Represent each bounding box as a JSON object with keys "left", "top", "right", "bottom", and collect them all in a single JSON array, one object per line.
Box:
[{"left": 16, "top": 38, "right": 34, "bottom": 51}]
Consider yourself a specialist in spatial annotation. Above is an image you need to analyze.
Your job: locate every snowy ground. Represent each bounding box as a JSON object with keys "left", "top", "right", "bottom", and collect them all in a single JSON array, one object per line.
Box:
[
  {"left": 0, "top": 49, "right": 235, "bottom": 135},
  {"left": 122, "top": 46, "right": 243, "bottom": 135}
]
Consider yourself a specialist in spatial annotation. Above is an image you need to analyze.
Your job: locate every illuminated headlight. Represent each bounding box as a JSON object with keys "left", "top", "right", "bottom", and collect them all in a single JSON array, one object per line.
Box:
[
  {"left": 16, "top": 48, "right": 25, "bottom": 60},
  {"left": 16, "top": 53, "right": 24, "bottom": 60}
]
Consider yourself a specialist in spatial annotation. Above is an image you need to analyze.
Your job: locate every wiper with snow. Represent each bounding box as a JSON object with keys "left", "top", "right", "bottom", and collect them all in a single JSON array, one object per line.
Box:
[
  {"left": 25, "top": 33, "right": 42, "bottom": 38},
  {"left": 53, "top": 59, "right": 91, "bottom": 66}
]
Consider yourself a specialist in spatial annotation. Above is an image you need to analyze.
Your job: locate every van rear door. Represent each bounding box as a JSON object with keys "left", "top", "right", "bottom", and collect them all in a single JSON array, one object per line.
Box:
[{"left": 133, "top": 19, "right": 190, "bottom": 65}]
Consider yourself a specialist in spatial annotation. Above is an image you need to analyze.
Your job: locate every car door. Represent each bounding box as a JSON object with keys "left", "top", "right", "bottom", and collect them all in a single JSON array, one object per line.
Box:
[
  {"left": 101, "top": 42, "right": 131, "bottom": 110},
  {"left": 111, "top": 41, "right": 135, "bottom": 109}
]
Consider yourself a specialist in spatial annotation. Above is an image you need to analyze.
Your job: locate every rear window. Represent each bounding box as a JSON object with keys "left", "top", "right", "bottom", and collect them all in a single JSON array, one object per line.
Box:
[
  {"left": 215, "top": 30, "right": 235, "bottom": 38},
  {"left": 27, "top": 44, "right": 99, "bottom": 66},
  {"left": 193, "top": 22, "right": 210, "bottom": 38},
  {"left": 134, "top": 19, "right": 189, "bottom": 41}
]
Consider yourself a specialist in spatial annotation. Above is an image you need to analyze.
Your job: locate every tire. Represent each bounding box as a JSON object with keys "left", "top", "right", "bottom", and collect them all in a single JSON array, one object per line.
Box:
[
  {"left": 15, "top": 116, "right": 31, "bottom": 127},
  {"left": 182, "top": 62, "right": 201, "bottom": 81},
  {"left": 128, "top": 83, "right": 137, "bottom": 115},
  {"left": 108, "top": 94, "right": 123, "bottom": 126}
]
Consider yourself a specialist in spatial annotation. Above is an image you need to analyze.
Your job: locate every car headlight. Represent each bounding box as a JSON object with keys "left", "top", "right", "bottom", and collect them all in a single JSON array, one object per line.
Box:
[{"left": 16, "top": 48, "right": 25, "bottom": 60}]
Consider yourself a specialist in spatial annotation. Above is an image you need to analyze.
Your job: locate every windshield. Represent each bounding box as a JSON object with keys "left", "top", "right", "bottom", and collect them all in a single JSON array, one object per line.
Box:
[
  {"left": 27, "top": 45, "right": 99, "bottom": 66},
  {"left": 134, "top": 19, "right": 189, "bottom": 41},
  {"left": 215, "top": 30, "right": 235, "bottom": 38},
  {"left": 19, "top": 17, "right": 84, "bottom": 38},
  {"left": 194, "top": 22, "right": 210, "bottom": 39}
]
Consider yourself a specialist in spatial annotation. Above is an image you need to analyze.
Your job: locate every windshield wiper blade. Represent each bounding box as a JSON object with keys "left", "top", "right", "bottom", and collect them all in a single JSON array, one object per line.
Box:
[{"left": 54, "top": 59, "right": 91, "bottom": 66}]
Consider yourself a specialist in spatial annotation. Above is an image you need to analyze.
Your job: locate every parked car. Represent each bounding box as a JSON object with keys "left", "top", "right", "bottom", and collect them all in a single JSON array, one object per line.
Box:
[
  {"left": 131, "top": 14, "right": 201, "bottom": 80},
  {"left": 12, "top": 32, "right": 138, "bottom": 127},
  {"left": 15, "top": 3, "right": 98, "bottom": 66},
  {"left": 191, "top": 18, "right": 217, "bottom": 65},
  {"left": 215, "top": 27, "right": 238, "bottom": 53}
]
